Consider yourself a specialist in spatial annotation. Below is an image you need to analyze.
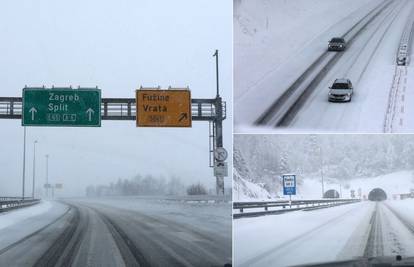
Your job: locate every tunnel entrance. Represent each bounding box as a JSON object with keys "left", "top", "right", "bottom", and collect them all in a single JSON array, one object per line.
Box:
[
  {"left": 368, "top": 188, "right": 387, "bottom": 201},
  {"left": 323, "top": 189, "right": 340, "bottom": 198}
]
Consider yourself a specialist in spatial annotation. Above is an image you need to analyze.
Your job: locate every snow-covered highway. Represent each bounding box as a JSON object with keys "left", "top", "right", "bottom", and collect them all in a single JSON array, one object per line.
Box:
[
  {"left": 234, "top": 199, "right": 414, "bottom": 267},
  {"left": 234, "top": 0, "right": 414, "bottom": 132},
  {"left": 0, "top": 197, "right": 232, "bottom": 267}
]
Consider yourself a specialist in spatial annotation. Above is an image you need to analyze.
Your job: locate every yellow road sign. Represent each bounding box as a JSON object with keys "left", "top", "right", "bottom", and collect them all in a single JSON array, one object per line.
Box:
[{"left": 136, "top": 89, "right": 192, "bottom": 127}]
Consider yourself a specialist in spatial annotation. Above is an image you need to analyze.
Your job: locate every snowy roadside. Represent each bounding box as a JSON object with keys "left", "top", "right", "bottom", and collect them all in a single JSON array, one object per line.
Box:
[
  {"left": 0, "top": 201, "right": 68, "bottom": 250},
  {"left": 0, "top": 200, "right": 52, "bottom": 230}
]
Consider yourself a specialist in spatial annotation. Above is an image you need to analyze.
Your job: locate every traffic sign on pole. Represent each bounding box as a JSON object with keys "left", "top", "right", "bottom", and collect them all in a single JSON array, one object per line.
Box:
[
  {"left": 214, "top": 147, "right": 228, "bottom": 162},
  {"left": 282, "top": 174, "right": 296, "bottom": 195},
  {"left": 136, "top": 88, "right": 191, "bottom": 127},
  {"left": 22, "top": 87, "right": 101, "bottom": 127},
  {"left": 214, "top": 162, "right": 228, "bottom": 177}
]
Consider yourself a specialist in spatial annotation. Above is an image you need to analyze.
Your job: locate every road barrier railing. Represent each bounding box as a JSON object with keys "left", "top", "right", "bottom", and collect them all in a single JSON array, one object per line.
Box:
[
  {"left": 233, "top": 198, "right": 361, "bottom": 219},
  {"left": 0, "top": 197, "right": 41, "bottom": 212}
]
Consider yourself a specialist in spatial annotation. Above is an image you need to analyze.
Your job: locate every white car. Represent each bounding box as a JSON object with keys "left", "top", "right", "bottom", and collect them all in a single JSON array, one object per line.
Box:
[{"left": 328, "top": 79, "right": 353, "bottom": 102}]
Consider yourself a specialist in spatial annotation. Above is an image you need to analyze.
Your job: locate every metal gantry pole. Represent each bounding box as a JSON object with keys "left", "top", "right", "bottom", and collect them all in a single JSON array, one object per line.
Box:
[
  {"left": 32, "top": 140, "right": 37, "bottom": 198},
  {"left": 22, "top": 127, "right": 26, "bottom": 199},
  {"left": 45, "top": 154, "right": 49, "bottom": 198},
  {"left": 213, "top": 49, "right": 225, "bottom": 195}
]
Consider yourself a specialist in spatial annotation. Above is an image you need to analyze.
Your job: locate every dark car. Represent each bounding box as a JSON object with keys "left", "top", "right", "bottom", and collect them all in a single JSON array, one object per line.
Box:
[
  {"left": 328, "top": 37, "right": 346, "bottom": 51},
  {"left": 328, "top": 78, "right": 353, "bottom": 102}
]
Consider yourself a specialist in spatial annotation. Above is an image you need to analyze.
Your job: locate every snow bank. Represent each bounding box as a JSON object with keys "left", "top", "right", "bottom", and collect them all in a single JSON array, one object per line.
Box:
[{"left": 0, "top": 200, "right": 52, "bottom": 230}]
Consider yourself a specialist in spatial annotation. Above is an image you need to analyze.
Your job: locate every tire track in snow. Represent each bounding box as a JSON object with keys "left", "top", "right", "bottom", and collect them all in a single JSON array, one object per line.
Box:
[
  {"left": 364, "top": 203, "right": 384, "bottom": 257},
  {"left": 385, "top": 66, "right": 408, "bottom": 132},
  {"left": 239, "top": 204, "right": 363, "bottom": 267}
]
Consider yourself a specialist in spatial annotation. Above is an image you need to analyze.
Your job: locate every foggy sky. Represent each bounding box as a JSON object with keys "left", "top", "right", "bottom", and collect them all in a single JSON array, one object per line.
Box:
[{"left": 0, "top": 0, "right": 232, "bottom": 197}]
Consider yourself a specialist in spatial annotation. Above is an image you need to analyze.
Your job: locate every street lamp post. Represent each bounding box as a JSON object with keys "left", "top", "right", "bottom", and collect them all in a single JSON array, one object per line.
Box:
[
  {"left": 45, "top": 154, "right": 49, "bottom": 198},
  {"left": 32, "top": 140, "right": 38, "bottom": 198},
  {"left": 22, "top": 127, "right": 27, "bottom": 199}
]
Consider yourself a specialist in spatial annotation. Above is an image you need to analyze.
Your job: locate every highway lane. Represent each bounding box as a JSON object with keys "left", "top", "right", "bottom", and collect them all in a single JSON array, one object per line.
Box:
[
  {"left": 0, "top": 198, "right": 232, "bottom": 267},
  {"left": 289, "top": 0, "right": 412, "bottom": 131}
]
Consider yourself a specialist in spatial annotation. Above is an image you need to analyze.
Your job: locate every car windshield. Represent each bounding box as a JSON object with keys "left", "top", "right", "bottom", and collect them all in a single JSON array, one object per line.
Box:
[
  {"left": 332, "top": 82, "right": 349, "bottom": 89},
  {"left": 331, "top": 38, "right": 344, "bottom": 43}
]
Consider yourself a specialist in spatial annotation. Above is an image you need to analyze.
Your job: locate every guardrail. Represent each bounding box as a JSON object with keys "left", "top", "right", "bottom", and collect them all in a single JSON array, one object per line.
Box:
[
  {"left": 0, "top": 198, "right": 41, "bottom": 213},
  {"left": 233, "top": 198, "right": 361, "bottom": 219},
  {"left": 163, "top": 194, "right": 232, "bottom": 203}
]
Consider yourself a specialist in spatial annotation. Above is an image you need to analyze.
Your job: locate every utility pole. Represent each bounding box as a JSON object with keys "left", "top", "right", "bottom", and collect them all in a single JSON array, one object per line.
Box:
[
  {"left": 22, "top": 127, "right": 27, "bottom": 199},
  {"left": 45, "top": 154, "right": 49, "bottom": 198},
  {"left": 32, "top": 140, "right": 38, "bottom": 198}
]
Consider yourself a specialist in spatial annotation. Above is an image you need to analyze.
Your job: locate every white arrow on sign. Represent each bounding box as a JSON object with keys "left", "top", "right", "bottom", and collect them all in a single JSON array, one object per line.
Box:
[
  {"left": 29, "top": 107, "right": 37, "bottom": 120},
  {"left": 86, "top": 108, "right": 94, "bottom": 121}
]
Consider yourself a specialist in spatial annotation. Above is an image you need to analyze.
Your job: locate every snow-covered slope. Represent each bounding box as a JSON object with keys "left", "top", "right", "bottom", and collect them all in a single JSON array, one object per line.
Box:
[
  {"left": 233, "top": 146, "right": 272, "bottom": 201},
  {"left": 233, "top": 168, "right": 272, "bottom": 201}
]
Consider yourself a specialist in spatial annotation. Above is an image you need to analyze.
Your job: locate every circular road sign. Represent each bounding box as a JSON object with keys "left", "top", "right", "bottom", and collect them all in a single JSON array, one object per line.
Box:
[{"left": 214, "top": 147, "right": 228, "bottom": 162}]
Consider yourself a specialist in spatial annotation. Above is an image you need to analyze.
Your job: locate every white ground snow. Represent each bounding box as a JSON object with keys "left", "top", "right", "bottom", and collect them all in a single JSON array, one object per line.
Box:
[
  {"left": 234, "top": 202, "right": 376, "bottom": 267},
  {"left": 233, "top": 168, "right": 272, "bottom": 201},
  {"left": 0, "top": 201, "right": 68, "bottom": 250},
  {"left": 235, "top": 199, "right": 414, "bottom": 266},
  {"left": 0, "top": 201, "right": 52, "bottom": 230},
  {"left": 388, "top": 198, "right": 414, "bottom": 227},
  {"left": 234, "top": 171, "right": 414, "bottom": 266}
]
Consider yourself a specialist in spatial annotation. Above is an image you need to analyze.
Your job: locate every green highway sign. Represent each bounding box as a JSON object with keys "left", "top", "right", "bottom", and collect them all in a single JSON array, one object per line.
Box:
[{"left": 22, "top": 87, "right": 101, "bottom": 127}]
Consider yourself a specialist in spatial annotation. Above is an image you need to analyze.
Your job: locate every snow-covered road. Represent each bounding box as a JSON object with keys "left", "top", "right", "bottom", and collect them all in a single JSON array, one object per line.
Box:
[
  {"left": 234, "top": 0, "right": 414, "bottom": 132},
  {"left": 234, "top": 199, "right": 414, "bottom": 267},
  {"left": 290, "top": 0, "right": 414, "bottom": 132},
  {"left": 0, "top": 197, "right": 232, "bottom": 266}
]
